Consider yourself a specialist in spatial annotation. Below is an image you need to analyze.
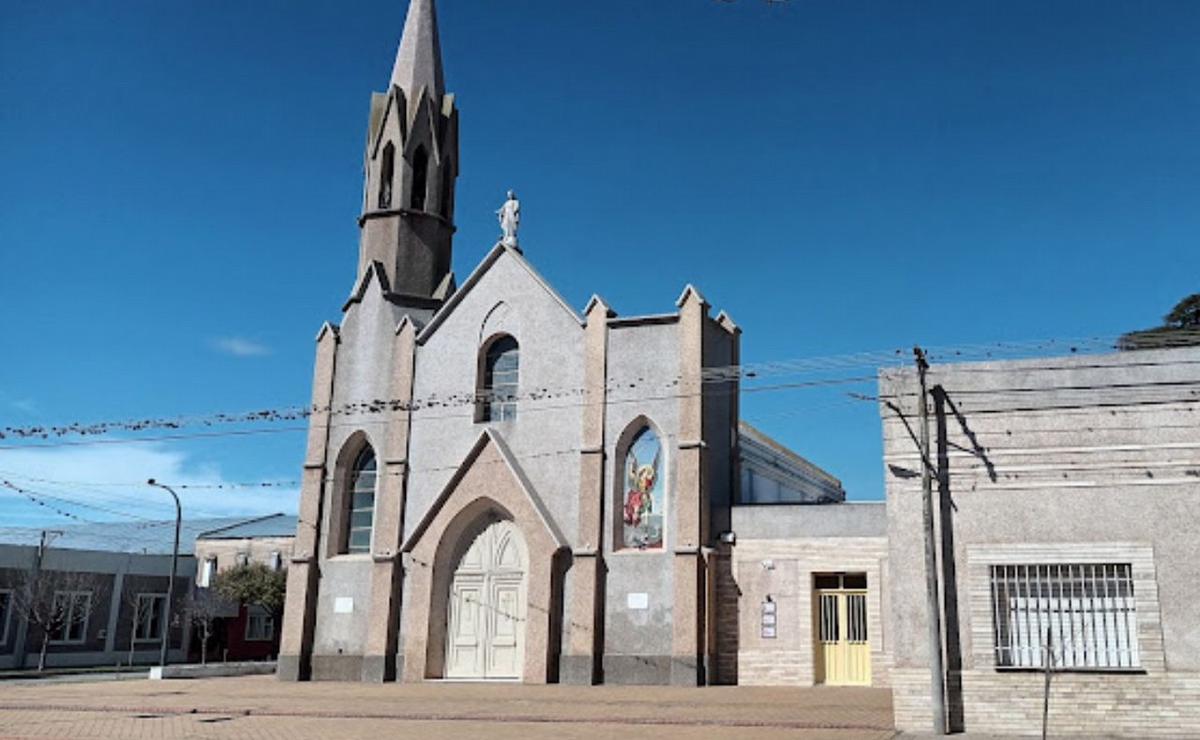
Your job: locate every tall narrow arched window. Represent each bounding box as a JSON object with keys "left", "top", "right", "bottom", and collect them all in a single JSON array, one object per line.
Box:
[
  {"left": 378, "top": 142, "right": 395, "bottom": 210},
  {"left": 619, "top": 424, "right": 665, "bottom": 550},
  {"left": 440, "top": 159, "right": 453, "bottom": 219},
  {"left": 410, "top": 146, "right": 428, "bottom": 211},
  {"left": 346, "top": 446, "right": 376, "bottom": 554},
  {"left": 478, "top": 335, "right": 519, "bottom": 422}
]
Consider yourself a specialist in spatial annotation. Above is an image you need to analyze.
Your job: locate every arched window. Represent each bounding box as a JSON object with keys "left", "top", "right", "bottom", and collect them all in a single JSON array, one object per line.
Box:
[
  {"left": 345, "top": 446, "right": 377, "bottom": 554},
  {"left": 440, "top": 159, "right": 453, "bottom": 219},
  {"left": 410, "top": 146, "right": 428, "bottom": 211},
  {"left": 478, "top": 335, "right": 519, "bottom": 422},
  {"left": 619, "top": 425, "right": 664, "bottom": 550},
  {"left": 378, "top": 142, "right": 395, "bottom": 210}
]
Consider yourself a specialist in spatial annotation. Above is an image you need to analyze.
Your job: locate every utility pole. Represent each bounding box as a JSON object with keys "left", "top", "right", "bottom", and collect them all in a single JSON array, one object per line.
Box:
[
  {"left": 147, "top": 480, "right": 181, "bottom": 670},
  {"left": 915, "top": 346, "right": 947, "bottom": 735}
]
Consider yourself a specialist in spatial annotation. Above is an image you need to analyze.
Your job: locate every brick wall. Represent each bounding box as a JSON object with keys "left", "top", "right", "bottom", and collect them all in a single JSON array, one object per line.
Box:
[{"left": 718, "top": 536, "right": 891, "bottom": 688}]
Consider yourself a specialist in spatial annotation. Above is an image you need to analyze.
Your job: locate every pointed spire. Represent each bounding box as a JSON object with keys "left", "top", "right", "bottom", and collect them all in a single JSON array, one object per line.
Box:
[{"left": 389, "top": 0, "right": 445, "bottom": 112}]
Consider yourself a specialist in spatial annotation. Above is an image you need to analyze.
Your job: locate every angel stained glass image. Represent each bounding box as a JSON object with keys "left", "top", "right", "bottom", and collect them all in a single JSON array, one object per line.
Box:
[{"left": 622, "top": 426, "right": 664, "bottom": 549}]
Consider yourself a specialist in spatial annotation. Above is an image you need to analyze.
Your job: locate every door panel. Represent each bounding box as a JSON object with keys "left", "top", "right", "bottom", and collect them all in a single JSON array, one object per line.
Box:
[
  {"left": 815, "top": 587, "right": 871, "bottom": 686},
  {"left": 486, "top": 579, "right": 522, "bottom": 678},
  {"left": 444, "top": 520, "right": 527, "bottom": 680},
  {"left": 446, "top": 580, "right": 485, "bottom": 678}
]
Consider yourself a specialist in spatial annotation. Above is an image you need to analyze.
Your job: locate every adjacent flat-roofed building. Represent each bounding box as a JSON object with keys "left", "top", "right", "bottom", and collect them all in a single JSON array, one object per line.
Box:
[
  {"left": 738, "top": 422, "right": 846, "bottom": 504},
  {"left": 881, "top": 345, "right": 1200, "bottom": 737},
  {"left": 0, "top": 518, "right": 251, "bottom": 670}
]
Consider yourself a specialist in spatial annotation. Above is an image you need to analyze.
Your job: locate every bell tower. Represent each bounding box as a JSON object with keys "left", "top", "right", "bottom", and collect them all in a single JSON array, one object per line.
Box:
[{"left": 357, "top": 0, "right": 458, "bottom": 304}]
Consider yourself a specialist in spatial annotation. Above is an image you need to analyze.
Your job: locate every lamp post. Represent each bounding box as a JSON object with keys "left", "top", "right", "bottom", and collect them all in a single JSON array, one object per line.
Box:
[{"left": 146, "top": 479, "right": 181, "bottom": 669}]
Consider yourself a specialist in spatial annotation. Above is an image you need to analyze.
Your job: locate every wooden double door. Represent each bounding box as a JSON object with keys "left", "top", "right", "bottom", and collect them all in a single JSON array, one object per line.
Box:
[
  {"left": 814, "top": 573, "right": 872, "bottom": 686},
  {"left": 444, "top": 519, "right": 527, "bottom": 680}
]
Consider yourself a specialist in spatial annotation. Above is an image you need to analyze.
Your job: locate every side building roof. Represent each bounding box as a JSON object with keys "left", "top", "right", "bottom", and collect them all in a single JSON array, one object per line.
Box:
[
  {"left": 197, "top": 513, "right": 297, "bottom": 540},
  {"left": 0, "top": 514, "right": 281, "bottom": 556},
  {"left": 739, "top": 420, "right": 845, "bottom": 500}
]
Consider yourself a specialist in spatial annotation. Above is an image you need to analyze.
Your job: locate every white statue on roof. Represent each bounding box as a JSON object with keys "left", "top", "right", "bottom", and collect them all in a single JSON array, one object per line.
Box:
[{"left": 497, "top": 190, "right": 520, "bottom": 248}]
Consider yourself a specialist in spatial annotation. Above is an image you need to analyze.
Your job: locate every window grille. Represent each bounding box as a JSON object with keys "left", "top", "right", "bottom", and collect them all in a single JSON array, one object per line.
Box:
[
  {"left": 990, "top": 563, "right": 1139, "bottom": 670},
  {"left": 818, "top": 593, "right": 839, "bottom": 643},
  {"left": 847, "top": 593, "right": 868, "bottom": 644},
  {"left": 347, "top": 447, "right": 377, "bottom": 554}
]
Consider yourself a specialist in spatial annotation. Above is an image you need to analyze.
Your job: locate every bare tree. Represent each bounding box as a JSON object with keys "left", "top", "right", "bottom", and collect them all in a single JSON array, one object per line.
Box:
[
  {"left": 185, "top": 587, "right": 227, "bottom": 666},
  {"left": 119, "top": 578, "right": 165, "bottom": 668},
  {"left": 10, "top": 570, "right": 96, "bottom": 672}
]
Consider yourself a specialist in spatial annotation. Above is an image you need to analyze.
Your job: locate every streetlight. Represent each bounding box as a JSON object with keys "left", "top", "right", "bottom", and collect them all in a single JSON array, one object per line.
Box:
[{"left": 146, "top": 479, "right": 181, "bottom": 670}]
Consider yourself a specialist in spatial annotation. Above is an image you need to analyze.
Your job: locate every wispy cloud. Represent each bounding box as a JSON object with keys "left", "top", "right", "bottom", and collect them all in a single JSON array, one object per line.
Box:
[
  {"left": 8, "top": 398, "right": 37, "bottom": 415},
  {"left": 210, "top": 337, "right": 272, "bottom": 357},
  {"left": 0, "top": 443, "right": 297, "bottom": 527}
]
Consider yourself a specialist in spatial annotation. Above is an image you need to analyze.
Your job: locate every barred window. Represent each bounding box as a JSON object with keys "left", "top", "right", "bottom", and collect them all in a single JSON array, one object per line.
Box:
[{"left": 990, "top": 563, "right": 1139, "bottom": 670}]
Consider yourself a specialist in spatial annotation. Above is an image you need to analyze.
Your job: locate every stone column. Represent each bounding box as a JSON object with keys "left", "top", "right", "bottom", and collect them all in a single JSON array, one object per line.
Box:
[
  {"left": 671, "top": 286, "right": 709, "bottom": 685},
  {"left": 278, "top": 322, "right": 339, "bottom": 681},
  {"left": 362, "top": 317, "right": 418, "bottom": 682},
  {"left": 562, "top": 297, "right": 612, "bottom": 684}
]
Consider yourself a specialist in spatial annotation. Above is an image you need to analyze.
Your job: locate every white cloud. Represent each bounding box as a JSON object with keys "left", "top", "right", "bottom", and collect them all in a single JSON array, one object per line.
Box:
[
  {"left": 0, "top": 443, "right": 297, "bottom": 526},
  {"left": 10, "top": 399, "right": 37, "bottom": 414},
  {"left": 210, "top": 337, "right": 272, "bottom": 357},
  {"left": 0, "top": 391, "right": 39, "bottom": 415}
]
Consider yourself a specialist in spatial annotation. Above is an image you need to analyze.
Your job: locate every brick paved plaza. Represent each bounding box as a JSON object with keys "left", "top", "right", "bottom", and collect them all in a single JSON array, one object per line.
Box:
[{"left": 0, "top": 675, "right": 897, "bottom": 739}]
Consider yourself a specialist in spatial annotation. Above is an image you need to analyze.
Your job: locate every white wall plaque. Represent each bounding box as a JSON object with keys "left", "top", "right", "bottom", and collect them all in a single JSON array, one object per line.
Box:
[
  {"left": 626, "top": 592, "right": 649, "bottom": 610},
  {"left": 761, "top": 597, "right": 777, "bottom": 639},
  {"left": 334, "top": 597, "right": 354, "bottom": 614}
]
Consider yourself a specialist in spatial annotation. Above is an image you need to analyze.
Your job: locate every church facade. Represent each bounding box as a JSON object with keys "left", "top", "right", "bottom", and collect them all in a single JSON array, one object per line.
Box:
[{"left": 278, "top": 0, "right": 888, "bottom": 688}]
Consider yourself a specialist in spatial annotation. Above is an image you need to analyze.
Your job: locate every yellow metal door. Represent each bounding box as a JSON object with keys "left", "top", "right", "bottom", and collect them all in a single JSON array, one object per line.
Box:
[{"left": 815, "top": 587, "right": 871, "bottom": 686}]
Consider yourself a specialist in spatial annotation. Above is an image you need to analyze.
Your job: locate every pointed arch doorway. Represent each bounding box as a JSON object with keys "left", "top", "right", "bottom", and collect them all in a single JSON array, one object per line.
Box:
[{"left": 444, "top": 518, "right": 528, "bottom": 680}]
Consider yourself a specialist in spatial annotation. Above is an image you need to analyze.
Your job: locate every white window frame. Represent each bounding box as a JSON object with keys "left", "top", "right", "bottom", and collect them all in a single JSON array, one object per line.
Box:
[
  {"left": 49, "top": 590, "right": 92, "bottom": 645},
  {"left": 133, "top": 593, "right": 168, "bottom": 643},
  {"left": 0, "top": 589, "right": 12, "bottom": 645},
  {"left": 244, "top": 608, "right": 275, "bottom": 642}
]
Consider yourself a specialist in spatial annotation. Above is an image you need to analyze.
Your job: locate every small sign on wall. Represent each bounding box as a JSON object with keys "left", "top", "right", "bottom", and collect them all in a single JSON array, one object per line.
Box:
[
  {"left": 334, "top": 597, "right": 354, "bottom": 614},
  {"left": 761, "top": 596, "right": 777, "bottom": 639},
  {"left": 626, "top": 592, "right": 649, "bottom": 610}
]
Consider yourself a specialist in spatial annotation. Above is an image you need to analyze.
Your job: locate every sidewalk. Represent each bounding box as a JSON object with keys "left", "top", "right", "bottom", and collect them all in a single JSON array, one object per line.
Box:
[{"left": 0, "top": 675, "right": 896, "bottom": 739}]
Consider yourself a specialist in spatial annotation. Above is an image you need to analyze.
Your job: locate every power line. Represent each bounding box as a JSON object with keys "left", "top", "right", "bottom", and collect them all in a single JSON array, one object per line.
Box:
[
  {"left": 7, "top": 333, "right": 1194, "bottom": 444},
  {"left": 0, "top": 481, "right": 96, "bottom": 524}
]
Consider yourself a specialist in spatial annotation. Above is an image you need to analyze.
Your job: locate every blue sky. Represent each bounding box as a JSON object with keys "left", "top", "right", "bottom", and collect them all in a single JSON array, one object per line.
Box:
[{"left": 2, "top": 0, "right": 1198, "bottom": 526}]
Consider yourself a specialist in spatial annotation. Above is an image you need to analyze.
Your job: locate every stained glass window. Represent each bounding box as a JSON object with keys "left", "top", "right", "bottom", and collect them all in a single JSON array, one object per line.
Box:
[{"left": 621, "top": 426, "right": 664, "bottom": 549}]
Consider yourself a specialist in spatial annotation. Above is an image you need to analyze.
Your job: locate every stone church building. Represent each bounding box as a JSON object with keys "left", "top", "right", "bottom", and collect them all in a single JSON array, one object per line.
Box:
[
  {"left": 277, "top": 0, "right": 886, "bottom": 688},
  {"left": 277, "top": 2, "right": 1200, "bottom": 735}
]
